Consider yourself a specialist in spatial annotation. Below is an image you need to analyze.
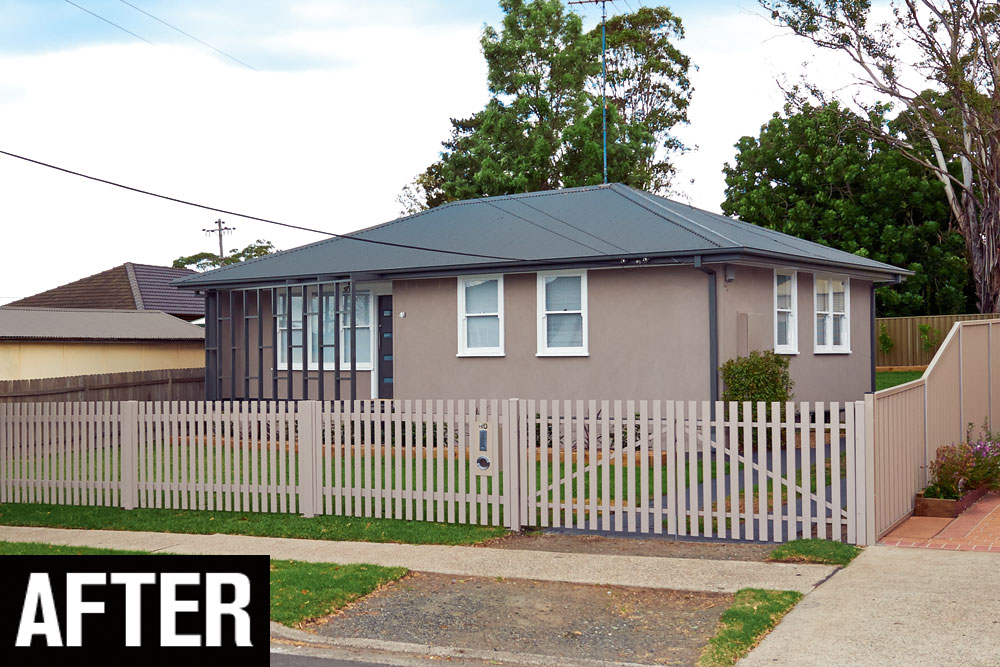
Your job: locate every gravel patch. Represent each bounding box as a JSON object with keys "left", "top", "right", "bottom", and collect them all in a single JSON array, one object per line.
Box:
[
  {"left": 484, "top": 531, "right": 775, "bottom": 561},
  {"left": 311, "top": 572, "right": 731, "bottom": 665}
]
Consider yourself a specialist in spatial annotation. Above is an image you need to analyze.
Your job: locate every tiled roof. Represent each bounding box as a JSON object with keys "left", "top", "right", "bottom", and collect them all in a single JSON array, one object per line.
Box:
[
  {"left": 0, "top": 308, "right": 205, "bottom": 341},
  {"left": 9, "top": 263, "right": 204, "bottom": 319}
]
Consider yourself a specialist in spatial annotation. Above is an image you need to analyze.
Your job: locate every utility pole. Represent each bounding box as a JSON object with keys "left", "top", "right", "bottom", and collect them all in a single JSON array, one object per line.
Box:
[
  {"left": 204, "top": 218, "right": 235, "bottom": 261},
  {"left": 569, "top": 0, "right": 608, "bottom": 184}
]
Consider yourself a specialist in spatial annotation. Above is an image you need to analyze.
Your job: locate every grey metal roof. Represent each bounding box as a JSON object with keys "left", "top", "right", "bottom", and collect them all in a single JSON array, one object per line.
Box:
[
  {"left": 174, "top": 183, "right": 909, "bottom": 289},
  {"left": 0, "top": 307, "right": 205, "bottom": 341}
]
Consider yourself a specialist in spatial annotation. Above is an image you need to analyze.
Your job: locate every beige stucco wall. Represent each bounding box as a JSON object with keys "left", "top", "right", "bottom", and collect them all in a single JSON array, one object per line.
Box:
[
  {"left": 0, "top": 341, "right": 205, "bottom": 381},
  {"left": 717, "top": 264, "right": 872, "bottom": 403},
  {"left": 393, "top": 265, "right": 711, "bottom": 400}
]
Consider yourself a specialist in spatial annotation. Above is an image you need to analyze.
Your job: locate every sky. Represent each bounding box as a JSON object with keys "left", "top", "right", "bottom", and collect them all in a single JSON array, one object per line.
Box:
[{"left": 0, "top": 0, "right": 869, "bottom": 303}]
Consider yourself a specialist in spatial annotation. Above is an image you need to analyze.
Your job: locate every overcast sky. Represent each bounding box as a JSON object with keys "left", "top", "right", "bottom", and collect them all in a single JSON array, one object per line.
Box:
[{"left": 0, "top": 0, "right": 864, "bottom": 303}]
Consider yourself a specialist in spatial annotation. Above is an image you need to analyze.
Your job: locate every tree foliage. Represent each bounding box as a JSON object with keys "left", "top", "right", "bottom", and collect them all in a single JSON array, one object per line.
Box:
[
  {"left": 723, "top": 102, "right": 972, "bottom": 316},
  {"left": 761, "top": 0, "right": 1000, "bottom": 313},
  {"left": 398, "top": 1, "right": 692, "bottom": 213},
  {"left": 172, "top": 239, "right": 276, "bottom": 271}
]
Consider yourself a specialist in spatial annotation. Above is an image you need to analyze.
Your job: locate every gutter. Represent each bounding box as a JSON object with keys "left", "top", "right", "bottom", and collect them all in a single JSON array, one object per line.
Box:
[{"left": 694, "top": 256, "right": 719, "bottom": 404}]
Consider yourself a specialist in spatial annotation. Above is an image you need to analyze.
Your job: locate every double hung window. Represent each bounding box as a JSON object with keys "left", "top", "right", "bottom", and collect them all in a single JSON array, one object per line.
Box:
[
  {"left": 276, "top": 288, "right": 372, "bottom": 370},
  {"left": 537, "top": 270, "right": 588, "bottom": 356},
  {"left": 774, "top": 270, "right": 798, "bottom": 354},
  {"left": 815, "top": 276, "right": 850, "bottom": 353},
  {"left": 458, "top": 276, "right": 504, "bottom": 356}
]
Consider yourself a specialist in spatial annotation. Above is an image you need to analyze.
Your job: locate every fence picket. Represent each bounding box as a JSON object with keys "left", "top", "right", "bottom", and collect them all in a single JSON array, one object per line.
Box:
[
  {"left": 831, "top": 402, "right": 842, "bottom": 541},
  {"left": 701, "top": 400, "right": 711, "bottom": 538},
  {"left": 588, "top": 400, "right": 598, "bottom": 531},
  {"left": 816, "top": 401, "right": 826, "bottom": 540},
  {"left": 771, "top": 401, "right": 782, "bottom": 543},
  {"left": 638, "top": 400, "right": 649, "bottom": 534},
  {"left": 675, "top": 401, "right": 686, "bottom": 536},
  {"left": 800, "top": 401, "right": 812, "bottom": 539},
  {"left": 653, "top": 401, "right": 663, "bottom": 535}
]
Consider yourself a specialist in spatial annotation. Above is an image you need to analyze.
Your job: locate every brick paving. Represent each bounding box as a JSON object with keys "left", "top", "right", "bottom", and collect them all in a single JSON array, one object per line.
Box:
[{"left": 880, "top": 492, "right": 1000, "bottom": 551}]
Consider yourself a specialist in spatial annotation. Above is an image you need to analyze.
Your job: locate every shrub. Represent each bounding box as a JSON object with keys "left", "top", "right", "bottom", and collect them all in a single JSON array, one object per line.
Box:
[
  {"left": 924, "top": 440, "right": 1000, "bottom": 499},
  {"left": 720, "top": 350, "right": 795, "bottom": 405},
  {"left": 918, "top": 323, "right": 941, "bottom": 354},
  {"left": 877, "top": 323, "right": 894, "bottom": 355}
]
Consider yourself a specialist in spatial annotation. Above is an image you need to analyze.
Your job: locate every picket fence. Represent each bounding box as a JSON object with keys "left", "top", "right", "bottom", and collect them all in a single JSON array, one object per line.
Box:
[{"left": 0, "top": 398, "right": 873, "bottom": 544}]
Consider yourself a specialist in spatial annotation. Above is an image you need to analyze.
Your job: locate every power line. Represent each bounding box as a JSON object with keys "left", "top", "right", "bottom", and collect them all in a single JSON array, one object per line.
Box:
[
  {"left": 486, "top": 202, "right": 609, "bottom": 256},
  {"left": 0, "top": 149, "right": 527, "bottom": 263},
  {"left": 62, "top": 0, "right": 155, "bottom": 46},
  {"left": 117, "top": 0, "right": 258, "bottom": 71}
]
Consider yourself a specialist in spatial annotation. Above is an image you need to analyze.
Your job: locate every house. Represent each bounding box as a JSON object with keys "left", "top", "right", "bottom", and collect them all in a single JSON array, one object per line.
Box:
[
  {"left": 7, "top": 262, "right": 205, "bottom": 322},
  {"left": 172, "top": 183, "right": 909, "bottom": 403},
  {"left": 0, "top": 308, "right": 205, "bottom": 380}
]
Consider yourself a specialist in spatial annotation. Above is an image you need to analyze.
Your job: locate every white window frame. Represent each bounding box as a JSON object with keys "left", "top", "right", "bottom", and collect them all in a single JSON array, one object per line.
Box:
[
  {"left": 774, "top": 269, "right": 798, "bottom": 355},
  {"left": 536, "top": 269, "right": 589, "bottom": 357},
  {"left": 275, "top": 288, "right": 374, "bottom": 372},
  {"left": 338, "top": 290, "right": 374, "bottom": 371},
  {"left": 457, "top": 274, "right": 504, "bottom": 357},
  {"left": 814, "top": 274, "right": 851, "bottom": 354}
]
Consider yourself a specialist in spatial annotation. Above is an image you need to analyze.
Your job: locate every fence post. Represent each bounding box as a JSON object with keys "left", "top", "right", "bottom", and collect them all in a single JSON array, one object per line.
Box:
[
  {"left": 297, "top": 401, "right": 321, "bottom": 518},
  {"left": 503, "top": 398, "right": 521, "bottom": 532},
  {"left": 121, "top": 400, "right": 139, "bottom": 510},
  {"left": 863, "top": 393, "right": 876, "bottom": 545}
]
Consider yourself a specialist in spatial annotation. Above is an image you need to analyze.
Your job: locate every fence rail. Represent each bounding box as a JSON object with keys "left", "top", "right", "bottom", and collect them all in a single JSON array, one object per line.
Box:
[{"left": 1, "top": 397, "right": 872, "bottom": 544}]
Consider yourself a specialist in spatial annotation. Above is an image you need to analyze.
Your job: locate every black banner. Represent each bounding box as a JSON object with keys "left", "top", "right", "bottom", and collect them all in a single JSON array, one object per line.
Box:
[{"left": 0, "top": 554, "right": 268, "bottom": 665}]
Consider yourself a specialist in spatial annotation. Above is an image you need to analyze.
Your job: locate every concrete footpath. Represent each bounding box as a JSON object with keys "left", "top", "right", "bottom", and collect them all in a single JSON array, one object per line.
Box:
[
  {"left": 740, "top": 546, "right": 1000, "bottom": 666},
  {"left": 0, "top": 525, "right": 834, "bottom": 594}
]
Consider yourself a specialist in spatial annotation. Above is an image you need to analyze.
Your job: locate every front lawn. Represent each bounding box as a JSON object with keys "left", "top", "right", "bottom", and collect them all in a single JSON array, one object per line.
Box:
[
  {"left": 0, "top": 503, "right": 507, "bottom": 545},
  {"left": 875, "top": 370, "right": 924, "bottom": 391},
  {"left": 0, "top": 540, "right": 407, "bottom": 627},
  {"left": 698, "top": 588, "right": 802, "bottom": 666}
]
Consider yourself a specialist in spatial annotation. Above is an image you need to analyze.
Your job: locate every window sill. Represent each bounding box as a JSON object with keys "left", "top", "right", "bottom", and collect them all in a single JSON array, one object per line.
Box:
[
  {"left": 814, "top": 349, "right": 851, "bottom": 355},
  {"left": 457, "top": 352, "right": 505, "bottom": 358},
  {"left": 276, "top": 366, "right": 374, "bottom": 372},
  {"left": 774, "top": 348, "right": 799, "bottom": 355},
  {"left": 536, "top": 351, "right": 589, "bottom": 357}
]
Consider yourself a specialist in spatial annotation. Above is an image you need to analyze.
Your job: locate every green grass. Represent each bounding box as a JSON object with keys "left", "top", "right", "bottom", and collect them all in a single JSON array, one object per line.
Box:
[
  {"left": 0, "top": 541, "right": 408, "bottom": 627},
  {"left": 698, "top": 588, "right": 803, "bottom": 666},
  {"left": 0, "top": 503, "right": 508, "bottom": 545},
  {"left": 269, "top": 560, "right": 407, "bottom": 626},
  {"left": 768, "top": 538, "right": 861, "bottom": 567},
  {"left": 876, "top": 370, "right": 924, "bottom": 391}
]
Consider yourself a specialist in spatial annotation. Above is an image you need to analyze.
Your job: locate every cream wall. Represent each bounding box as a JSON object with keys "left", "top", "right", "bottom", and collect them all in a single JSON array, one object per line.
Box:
[
  {"left": 716, "top": 264, "right": 873, "bottom": 403},
  {"left": 393, "top": 265, "right": 711, "bottom": 400},
  {"left": 0, "top": 341, "right": 205, "bottom": 381}
]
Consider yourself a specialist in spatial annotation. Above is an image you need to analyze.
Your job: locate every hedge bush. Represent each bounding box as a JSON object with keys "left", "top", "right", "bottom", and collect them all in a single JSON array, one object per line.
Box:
[{"left": 720, "top": 350, "right": 795, "bottom": 404}]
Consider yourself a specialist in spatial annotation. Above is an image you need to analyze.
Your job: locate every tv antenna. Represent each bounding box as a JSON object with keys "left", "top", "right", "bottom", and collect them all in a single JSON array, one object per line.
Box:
[
  {"left": 204, "top": 218, "right": 235, "bottom": 260},
  {"left": 569, "top": 0, "right": 608, "bottom": 184}
]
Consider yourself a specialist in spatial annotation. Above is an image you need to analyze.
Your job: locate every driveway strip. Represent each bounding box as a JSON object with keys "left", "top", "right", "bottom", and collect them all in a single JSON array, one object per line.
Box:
[{"left": 0, "top": 525, "right": 834, "bottom": 594}]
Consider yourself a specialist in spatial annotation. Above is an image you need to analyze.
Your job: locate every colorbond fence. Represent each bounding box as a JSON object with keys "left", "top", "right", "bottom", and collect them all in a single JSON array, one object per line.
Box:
[
  {"left": 870, "top": 319, "right": 1000, "bottom": 538},
  {"left": 0, "top": 397, "right": 872, "bottom": 544},
  {"left": 875, "top": 313, "right": 1000, "bottom": 367}
]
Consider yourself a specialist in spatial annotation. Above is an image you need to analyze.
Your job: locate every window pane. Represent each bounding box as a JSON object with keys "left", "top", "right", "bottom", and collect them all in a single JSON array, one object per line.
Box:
[
  {"left": 777, "top": 312, "right": 789, "bottom": 346},
  {"left": 833, "top": 314, "right": 845, "bottom": 346},
  {"left": 776, "top": 273, "right": 792, "bottom": 310},
  {"left": 547, "top": 313, "right": 583, "bottom": 347},
  {"left": 466, "top": 315, "right": 499, "bottom": 348},
  {"left": 816, "top": 314, "right": 827, "bottom": 347},
  {"left": 815, "top": 278, "right": 830, "bottom": 312},
  {"left": 342, "top": 326, "right": 371, "bottom": 365},
  {"left": 545, "top": 276, "right": 581, "bottom": 311},
  {"left": 465, "top": 279, "right": 498, "bottom": 314},
  {"left": 832, "top": 280, "right": 847, "bottom": 313},
  {"left": 340, "top": 294, "right": 370, "bottom": 326}
]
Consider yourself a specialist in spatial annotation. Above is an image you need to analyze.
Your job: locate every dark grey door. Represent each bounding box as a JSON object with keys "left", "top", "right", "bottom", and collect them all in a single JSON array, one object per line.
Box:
[{"left": 377, "top": 295, "right": 393, "bottom": 398}]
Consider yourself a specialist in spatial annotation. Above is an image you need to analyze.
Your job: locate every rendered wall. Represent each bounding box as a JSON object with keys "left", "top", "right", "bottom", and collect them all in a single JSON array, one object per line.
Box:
[
  {"left": 393, "top": 265, "right": 711, "bottom": 400},
  {"left": 0, "top": 341, "right": 205, "bottom": 381}
]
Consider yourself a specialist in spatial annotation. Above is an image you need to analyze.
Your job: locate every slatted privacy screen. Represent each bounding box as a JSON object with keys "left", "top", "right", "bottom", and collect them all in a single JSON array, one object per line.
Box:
[{"left": 518, "top": 399, "right": 868, "bottom": 544}]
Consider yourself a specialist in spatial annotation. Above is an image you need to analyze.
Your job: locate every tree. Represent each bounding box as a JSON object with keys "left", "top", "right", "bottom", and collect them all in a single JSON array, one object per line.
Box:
[
  {"left": 172, "top": 239, "right": 276, "bottom": 271},
  {"left": 723, "top": 102, "right": 973, "bottom": 316},
  {"left": 761, "top": 0, "right": 1000, "bottom": 312},
  {"left": 397, "top": 1, "right": 692, "bottom": 213}
]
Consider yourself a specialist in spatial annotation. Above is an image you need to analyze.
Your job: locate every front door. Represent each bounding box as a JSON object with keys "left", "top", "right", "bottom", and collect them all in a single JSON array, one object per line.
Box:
[{"left": 377, "top": 295, "right": 394, "bottom": 398}]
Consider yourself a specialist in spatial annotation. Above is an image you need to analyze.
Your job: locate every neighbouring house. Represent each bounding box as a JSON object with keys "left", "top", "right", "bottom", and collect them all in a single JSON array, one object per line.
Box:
[
  {"left": 0, "top": 308, "right": 205, "bottom": 380},
  {"left": 173, "top": 183, "right": 909, "bottom": 403},
  {"left": 7, "top": 262, "right": 205, "bottom": 322}
]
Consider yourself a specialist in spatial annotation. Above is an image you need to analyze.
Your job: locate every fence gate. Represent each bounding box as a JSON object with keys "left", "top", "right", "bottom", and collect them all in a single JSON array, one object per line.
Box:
[{"left": 512, "top": 399, "right": 870, "bottom": 545}]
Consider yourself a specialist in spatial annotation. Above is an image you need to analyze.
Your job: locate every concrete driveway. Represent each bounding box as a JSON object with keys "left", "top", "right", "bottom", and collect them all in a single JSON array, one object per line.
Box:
[{"left": 740, "top": 546, "right": 1000, "bottom": 666}]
